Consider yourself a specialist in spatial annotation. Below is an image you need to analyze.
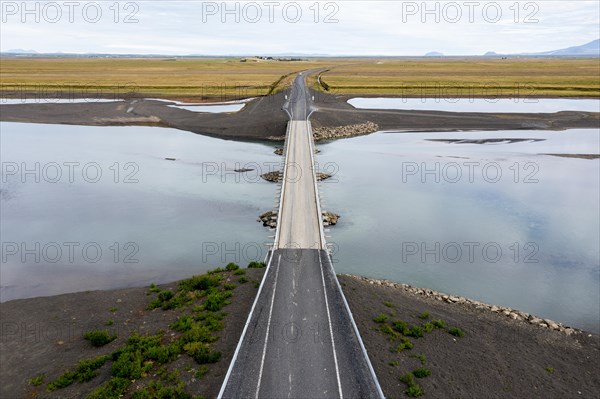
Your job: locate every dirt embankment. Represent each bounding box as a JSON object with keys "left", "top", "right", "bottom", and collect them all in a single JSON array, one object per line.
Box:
[
  {"left": 1, "top": 270, "right": 598, "bottom": 398},
  {"left": 1, "top": 87, "right": 598, "bottom": 142},
  {"left": 339, "top": 274, "right": 599, "bottom": 399}
]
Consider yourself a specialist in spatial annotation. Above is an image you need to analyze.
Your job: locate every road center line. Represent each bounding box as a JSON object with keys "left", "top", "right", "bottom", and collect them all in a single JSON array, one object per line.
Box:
[
  {"left": 256, "top": 253, "right": 281, "bottom": 399},
  {"left": 319, "top": 251, "right": 344, "bottom": 399}
]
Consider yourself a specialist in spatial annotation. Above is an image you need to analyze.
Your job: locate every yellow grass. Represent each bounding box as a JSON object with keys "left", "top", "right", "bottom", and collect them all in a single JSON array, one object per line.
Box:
[
  {"left": 317, "top": 58, "right": 600, "bottom": 98},
  {"left": 0, "top": 57, "right": 336, "bottom": 101},
  {"left": 1, "top": 57, "right": 597, "bottom": 100}
]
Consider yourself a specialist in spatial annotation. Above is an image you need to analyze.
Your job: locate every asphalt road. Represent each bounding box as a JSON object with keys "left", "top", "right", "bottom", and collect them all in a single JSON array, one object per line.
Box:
[
  {"left": 219, "top": 250, "right": 383, "bottom": 399},
  {"left": 219, "top": 75, "right": 383, "bottom": 398}
]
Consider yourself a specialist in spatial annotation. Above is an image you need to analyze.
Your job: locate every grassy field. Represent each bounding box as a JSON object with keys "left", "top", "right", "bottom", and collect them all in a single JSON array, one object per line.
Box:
[
  {"left": 0, "top": 57, "right": 337, "bottom": 101},
  {"left": 1, "top": 57, "right": 598, "bottom": 100},
  {"left": 315, "top": 58, "right": 600, "bottom": 98}
]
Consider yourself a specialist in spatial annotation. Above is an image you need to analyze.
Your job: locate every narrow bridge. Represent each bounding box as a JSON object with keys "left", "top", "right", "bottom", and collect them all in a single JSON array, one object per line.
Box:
[{"left": 218, "top": 74, "right": 383, "bottom": 398}]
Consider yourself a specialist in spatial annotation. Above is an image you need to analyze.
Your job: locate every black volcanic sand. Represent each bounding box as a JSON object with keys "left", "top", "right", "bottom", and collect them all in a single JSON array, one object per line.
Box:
[
  {"left": 1, "top": 270, "right": 598, "bottom": 398},
  {"left": 0, "top": 268, "right": 266, "bottom": 399},
  {"left": 338, "top": 275, "right": 600, "bottom": 399},
  {"left": 1, "top": 89, "right": 598, "bottom": 141}
]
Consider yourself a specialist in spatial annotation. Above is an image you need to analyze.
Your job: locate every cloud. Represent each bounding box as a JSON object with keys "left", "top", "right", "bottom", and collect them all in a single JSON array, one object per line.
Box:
[{"left": 0, "top": 1, "right": 598, "bottom": 55}]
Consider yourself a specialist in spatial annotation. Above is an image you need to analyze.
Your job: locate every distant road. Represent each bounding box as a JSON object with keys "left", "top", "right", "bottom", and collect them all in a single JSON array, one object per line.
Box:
[{"left": 218, "top": 75, "right": 384, "bottom": 398}]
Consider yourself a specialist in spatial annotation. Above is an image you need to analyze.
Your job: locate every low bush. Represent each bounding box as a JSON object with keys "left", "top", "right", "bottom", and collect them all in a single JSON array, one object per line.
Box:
[
  {"left": 84, "top": 330, "right": 116, "bottom": 347},
  {"left": 448, "top": 327, "right": 465, "bottom": 337}
]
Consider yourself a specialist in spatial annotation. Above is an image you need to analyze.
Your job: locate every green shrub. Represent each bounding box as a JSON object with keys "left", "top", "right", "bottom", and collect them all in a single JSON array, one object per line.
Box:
[
  {"left": 248, "top": 261, "right": 266, "bottom": 268},
  {"left": 406, "top": 326, "right": 424, "bottom": 338},
  {"left": 170, "top": 315, "right": 195, "bottom": 332},
  {"left": 197, "top": 312, "right": 225, "bottom": 331},
  {"left": 111, "top": 352, "right": 143, "bottom": 379},
  {"left": 183, "top": 342, "right": 221, "bottom": 364},
  {"left": 148, "top": 283, "right": 161, "bottom": 294},
  {"left": 74, "top": 355, "right": 111, "bottom": 382},
  {"left": 87, "top": 377, "right": 130, "bottom": 399},
  {"left": 145, "top": 343, "right": 181, "bottom": 364},
  {"left": 419, "top": 312, "right": 430, "bottom": 320},
  {"left": 181, "top": 325, "right": 217, "bottom": 344},
  {"left": 399, "top": 373, "right": 414, "bottom": 385},
  {"left": 195, "top": 365, "right": 209, "bottom": 379},
  {"left": 388, "top": 360, "right": 400, "bottom": 366},
  {"left": 179, "top": 274, "right": 222, "bottom": 292},
  {"left": 223, "top": 283, "right": 237, "bottom": 290},
  {"left": 449, "top": 327, "right": 465, "bottom": 337},
  {"left": 29, "top": 374, "right": 44, "bottom": 386},
  {"left": 383, "top": 301, "right": 394, "bottom": 308},
  {"left": 431, "top": 319, "right": 446, "bottom": 329},
  {"left": 373, "top": 313, "right": 389, "bottom": 323},
  {"left": 131, "top": 380, "right": 192, "bottom": 399},
  {"left": 207, "top": 267, "right": 223, "bottom": 274},
  {"left": 158, "top": 290, "right": 174, "bottom": 302},
  {"left": 422, "top": 322, "right": 434, "bottom": 333},
  {"left": 412, "top": 368, "right": 431, "bottom": 378},
  {"left": 400, "top": 372, "right": 424, "bottom": 397},
  {"left": 47, "top": 371, "right": 76, "bottom": 391},
  {"left": 406, "top": 384, "right": 424, "bottom": 397},
  {"left": 225, "top": 262, "right": 240, "bottom": 271},
  {"left": 395, "top": 337, "right": 413, "bottom": 352},
  {"left": 380, "top": 324, "right": 399, "bottom": 340},
  {"left": 234, "top": 269, "right": 246, "bottom": 275},
  {"left": 239, "top": 276, "right": 249, "bottom": 284},
  {"left": 105, "top": 319, "right": 114, "bottom": 326},
  {"left": 393, "top": 320, "right": 410, "bottom": 335},
  {"left": 204, "top": 290, "right": 228, "bottom": 312},
  {"left": 84, "top": 330, "right": 116, "bottom": 347},
  {"left": 545, "top": 367, "right": 555, "bottom": 373}
]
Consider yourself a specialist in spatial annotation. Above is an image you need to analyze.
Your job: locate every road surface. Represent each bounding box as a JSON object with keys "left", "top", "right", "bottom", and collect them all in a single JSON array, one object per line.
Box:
[{"left": 219, "top": 74, "right": 383, "bottom": 399}]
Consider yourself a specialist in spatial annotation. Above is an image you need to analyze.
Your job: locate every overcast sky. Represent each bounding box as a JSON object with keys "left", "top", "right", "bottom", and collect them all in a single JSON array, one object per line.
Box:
[{"left": 1, "top": 1, "right": 598, "bottom": 55}]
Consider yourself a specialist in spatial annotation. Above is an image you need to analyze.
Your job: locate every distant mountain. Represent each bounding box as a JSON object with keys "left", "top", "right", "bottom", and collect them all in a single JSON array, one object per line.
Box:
[
  {"left": 425, "top": 51, "right": 444, "bottom": 57},
  {"left": 522, "top": 39, "right": 600, "bottom": 56},
  {"left": 484, "top": 51, "right": 498, "bottom": 56},
  {"left": 4, "top": 49, "right": 38, "bottom": 54}
]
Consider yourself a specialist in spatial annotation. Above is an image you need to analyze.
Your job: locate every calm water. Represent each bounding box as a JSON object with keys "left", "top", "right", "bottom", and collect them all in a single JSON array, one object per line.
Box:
[
  {"left": 1, "top": 120, "right": 599, "bottom": 332},
  {"left": 348, "top": 97, "right": 600, "bottom": 113},
  {"left": 0, "top": 98, "right": 249, "bottom": 113},
  {"left": 318, "top": 129, "right": 600, "bottom": 332},
  {"left": 1, "top": 122, "right": 277, "bottom": 301}
]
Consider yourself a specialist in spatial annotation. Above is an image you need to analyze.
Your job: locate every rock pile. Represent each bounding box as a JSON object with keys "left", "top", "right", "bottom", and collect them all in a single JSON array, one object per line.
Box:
[
  {"left": 258, "top": 211, "right": 277, "bottom": 228},
  {"left": 261, "top": 171, "right": 281, "bottom": 183},
  {"left": 312, "top": 122, "right": 379, "bottom": 141},
  {"left": 261, "top": 171, "right": 330, "bottom": 183},
  {"left": 323, "top": 212, "right": 340, "bottom": 226},
  {"left": 343, "top": 275, "right": 581, "bottom": 336},
  {"left": 317, "top": 172, "right": 331, "bottom": 181}
]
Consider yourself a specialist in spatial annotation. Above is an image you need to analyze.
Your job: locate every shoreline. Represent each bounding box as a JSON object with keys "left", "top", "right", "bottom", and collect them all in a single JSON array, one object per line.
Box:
[
  {"left": 341, "top": 275, "right": 588, "bottom": 336},
  {"left": 1, "top": 90, "right": 599, "bottom": 142},
  {"left": 1, "top": 270, "right": 597, "bottom": 398},
  {"left": 2, "top": 273, "right": 595, "bottom": 335}
]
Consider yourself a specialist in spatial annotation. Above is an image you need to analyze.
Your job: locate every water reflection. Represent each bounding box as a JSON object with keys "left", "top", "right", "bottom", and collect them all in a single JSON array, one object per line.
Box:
[
  {"left": 318, "top": 129, "right": 600, "bottom": 332},
  {"left": 0, "top": 122, "right": 277, "bottom": 301},
  {"left": 348, "top": 97, "right": 600, "bottom": 113}
]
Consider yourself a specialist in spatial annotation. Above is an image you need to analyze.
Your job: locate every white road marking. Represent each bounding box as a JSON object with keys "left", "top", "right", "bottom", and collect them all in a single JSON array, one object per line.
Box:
[
  {"left": 319, "top": 251, "right": 343, "bottom": 399},
  {"left": 256, "top": 254, "right": 282, "bottom": 399}
]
